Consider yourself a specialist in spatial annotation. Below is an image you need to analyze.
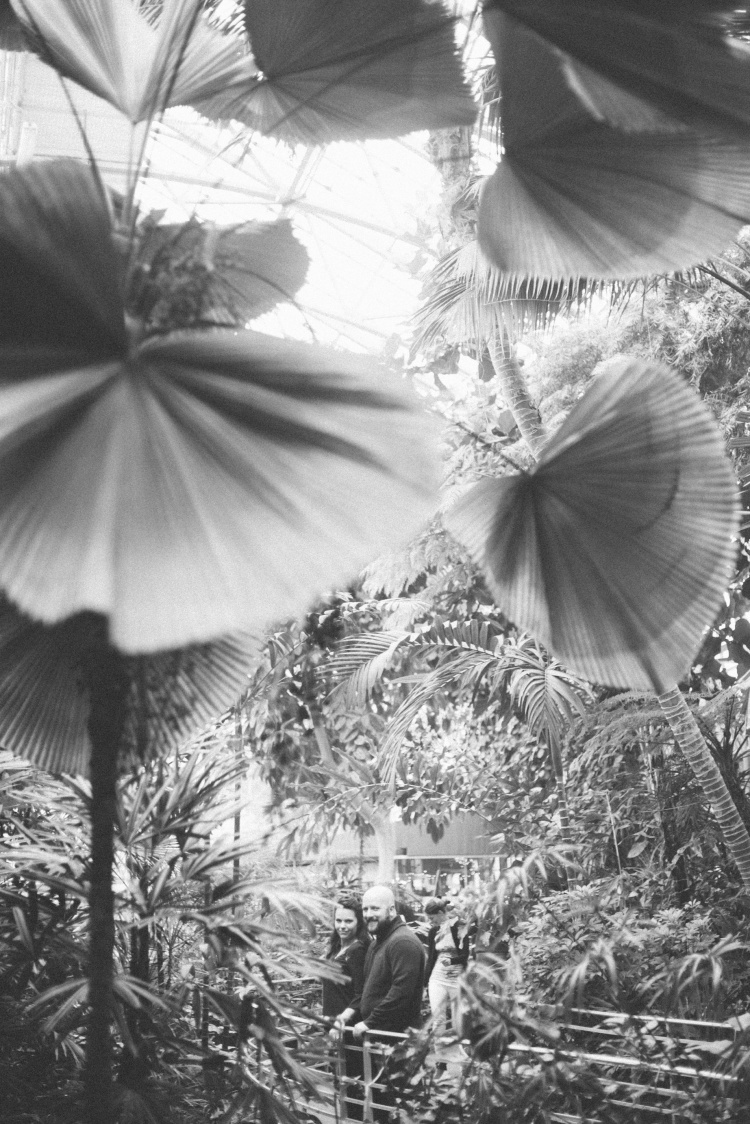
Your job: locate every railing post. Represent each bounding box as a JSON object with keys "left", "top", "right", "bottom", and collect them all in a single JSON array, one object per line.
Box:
[{"left": 362, "top": 1033, "right": 374, "bottom": 1123}]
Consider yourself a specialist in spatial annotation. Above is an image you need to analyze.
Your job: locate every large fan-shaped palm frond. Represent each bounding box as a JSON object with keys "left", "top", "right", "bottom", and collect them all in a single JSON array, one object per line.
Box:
[
  {"left": 446, "top": 356, "right": 740, "bottom": 692},
  {"left": 478, "top": 10, "right": 750, "bottom": 279},
  {"left": 12, "top": 0, "right": 256, "bottom": 124},
  {"left": 0, "top": 594, "right": 257, "bottom": 776},
  {"left": 197, "top": 0, "right": 476, "bottom": 143},
  {"left": 133, "top": 217, "right": 310, "bottom": 329},
  {"left": 0, "top": 160, "right": 438, "bottom": 653},
  {"left": 485, "top": 1, "right": 750, "bottom": 131}
]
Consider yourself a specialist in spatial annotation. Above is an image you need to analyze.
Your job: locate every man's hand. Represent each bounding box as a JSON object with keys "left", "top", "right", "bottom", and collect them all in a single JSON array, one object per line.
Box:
[{"left": 352, "top": 1021, "right": 369, "bottom": 1039}]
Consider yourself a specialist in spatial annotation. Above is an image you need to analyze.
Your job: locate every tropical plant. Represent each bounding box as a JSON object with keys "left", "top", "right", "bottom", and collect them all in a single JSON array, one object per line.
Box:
[
  {"left": 0, "top": 734, "right": 335, "bottom": 1124},
  {"left": 0, "top": 3, "right": 478, "bottom": 1119}
]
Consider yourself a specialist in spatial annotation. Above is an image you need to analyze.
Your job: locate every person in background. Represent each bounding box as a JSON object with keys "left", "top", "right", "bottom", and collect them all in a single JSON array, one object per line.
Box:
[
  {"left": 324, "top": 896, "right": 369, "bottom": 1121},
  {"left": 424, "top": 897, "right": 470, "bottom": 1044},
  {"left": 339, "top": 886, "right": 426, "bottom": 1122}
]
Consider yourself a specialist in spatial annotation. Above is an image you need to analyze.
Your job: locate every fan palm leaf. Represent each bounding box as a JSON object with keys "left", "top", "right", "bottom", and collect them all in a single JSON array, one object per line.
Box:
[
  {"left": 12, "top": 0, "right": 256, "bottom": 124},
  {"left": 478, "top": 10, "right": 750, "bottom": 279},
  {"left": 485, "top": 1, "right": 750, "bottom": 132},
  {"left": 0, "top": 159, "right": 438, "bottom": 654},
  {"left": 196, "top": 0, "right": 476, "bottom": 143},
  {"left": 446, "top": 356, "right": 740, "bottom": 692},
  {"left": 133, "top": 216, "right": 310, "bottom": 329},
  {"left": 14, "top": 0, "right": 476, "bottom": 141},
  {"left": 0, "top": 594, "right": 257, "bottom": 776}
]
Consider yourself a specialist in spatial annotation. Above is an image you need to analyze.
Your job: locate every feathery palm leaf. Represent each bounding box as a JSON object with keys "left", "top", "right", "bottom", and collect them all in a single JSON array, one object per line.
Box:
[
  {"left": 329, "top": 620, "right": 588, "bottom": 778},
  {"left": 378, "top": 634, "right": 589, "bottom": 780},
  {"left": 503, "top": 637, "right": 589, "bottom": 761},
  {"left": 196, "top": 0, "right": 476, "bottom": 143},
  {"left": 413, "top": 238, "right": 600, "bottom": 355},
  {"left": 0, "top": 159, "right": 438, "bottom": 654},
  {"left": 327, "top": 631, "right": 410, "bottom": 708},
  {"left": 327, "top": 619, "right": 503, "bottom": 707}
]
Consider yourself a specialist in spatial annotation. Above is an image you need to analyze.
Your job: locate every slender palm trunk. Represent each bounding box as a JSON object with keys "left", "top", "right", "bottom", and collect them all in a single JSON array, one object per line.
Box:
[
  {"left": 371, "top": 811, "right": 397, "bottom": 882},
  {"left": 487, "top": 335, "right": 545, "bottom": 458},
  {"left": 85, "top": 644, "right": 130, "bottom": 1124},
  {"left": 659, "top": 687, "right": 750, "bottom": 887},
  {"left": 496, "top": 357, "right": 750, "bottom": 890}
]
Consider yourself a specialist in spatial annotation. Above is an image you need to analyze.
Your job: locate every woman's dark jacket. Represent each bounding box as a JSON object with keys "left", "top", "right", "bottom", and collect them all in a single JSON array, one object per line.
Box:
[
  {"left": 424, "top": 920, "right": 471, "bottom": 983},
  {"left": 322, "top": 938, "right": 369, "bottom": 1018}
]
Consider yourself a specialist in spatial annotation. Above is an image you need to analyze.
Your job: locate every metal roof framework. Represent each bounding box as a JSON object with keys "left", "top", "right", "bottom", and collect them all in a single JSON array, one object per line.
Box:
[{"left": 1, "top": 49, "right": 445, "bottom": 355}]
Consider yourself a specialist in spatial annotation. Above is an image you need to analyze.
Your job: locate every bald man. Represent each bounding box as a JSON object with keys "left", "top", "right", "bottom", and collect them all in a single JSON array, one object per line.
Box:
[{"left": 339, "top": 886, "right": 425, "bottom": 1037}]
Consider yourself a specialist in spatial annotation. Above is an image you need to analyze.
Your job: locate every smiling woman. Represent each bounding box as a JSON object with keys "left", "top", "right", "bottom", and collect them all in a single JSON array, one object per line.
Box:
[
  {"left": 324, "top": 896, "right": 370, "bottom": 1020},
  {"left": 324, "top": 897, "right": 370, "bottom": 1123}
]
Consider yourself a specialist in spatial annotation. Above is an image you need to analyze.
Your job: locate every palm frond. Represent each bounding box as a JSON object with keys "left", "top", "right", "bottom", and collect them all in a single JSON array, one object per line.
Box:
[
  {"left": 0, "top": 595, "right": 259, "bottom": 776},
  {"left": 447, "top": 356, "right": 740, "bottom": 692},
  {"left": 502, "top": 638, "right": 590, "bottom": 757},
  {"left": 379, "top": 656, "right": 477, "bottom": 781},
  {"left": 13, "top": 0, "right": 256, "bottom": 124},
  {"left": 196, "top": 0, "right": 476, "bottom": 143},
  {"left": 327, "top": 619, "right": 502, "bottom": 709},
  {"left": 478, "top": 10, "right": 750, "bottom": 279},
  {"left": 327, "top": 631, "right": 409, "bottom": 708},
  {"left": 0, "top": 159, "right": 438, "bottom": 655},
  {"left": 486, "top": 1, "right": 750, "bottom": 131},
  {"left": 133, "top": 217, "right": 310, "bottom": 331},
  {"left": 413, "top": 239, "right": 602, "bottom": 356}
]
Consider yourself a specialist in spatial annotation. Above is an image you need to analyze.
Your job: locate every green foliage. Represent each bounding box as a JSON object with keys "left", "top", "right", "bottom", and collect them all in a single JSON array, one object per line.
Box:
[{"left": 0, "top": 735, "right": 332, "bottom": 1123}]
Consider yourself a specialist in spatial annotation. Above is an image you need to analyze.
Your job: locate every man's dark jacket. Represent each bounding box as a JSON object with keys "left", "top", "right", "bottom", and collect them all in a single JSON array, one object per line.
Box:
[{"left": 354, "top": 917, "right": 425, "bottom": 1033}]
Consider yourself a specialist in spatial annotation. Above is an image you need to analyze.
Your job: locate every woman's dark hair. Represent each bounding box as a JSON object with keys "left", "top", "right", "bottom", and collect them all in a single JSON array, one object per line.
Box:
[{"left": 326, "top": 895, "right": 368, "bottom": 957}]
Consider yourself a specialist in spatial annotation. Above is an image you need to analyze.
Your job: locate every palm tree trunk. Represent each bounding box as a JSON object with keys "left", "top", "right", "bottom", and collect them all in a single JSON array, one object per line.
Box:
[
  {"left": 84, "top": 644, "right": 130, "bottom": 1124},
  {"left": 496, "top": 360, "right": 750, "bottom": 890},
  {"left": 487, "top": 335, "right": 545, "bottom": 458},
  {"left": 371, "top": 811, "right": 397, "bottom": 882},
  {"left": 659, "top": 687, "right": 750, "bottom": 887}
]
